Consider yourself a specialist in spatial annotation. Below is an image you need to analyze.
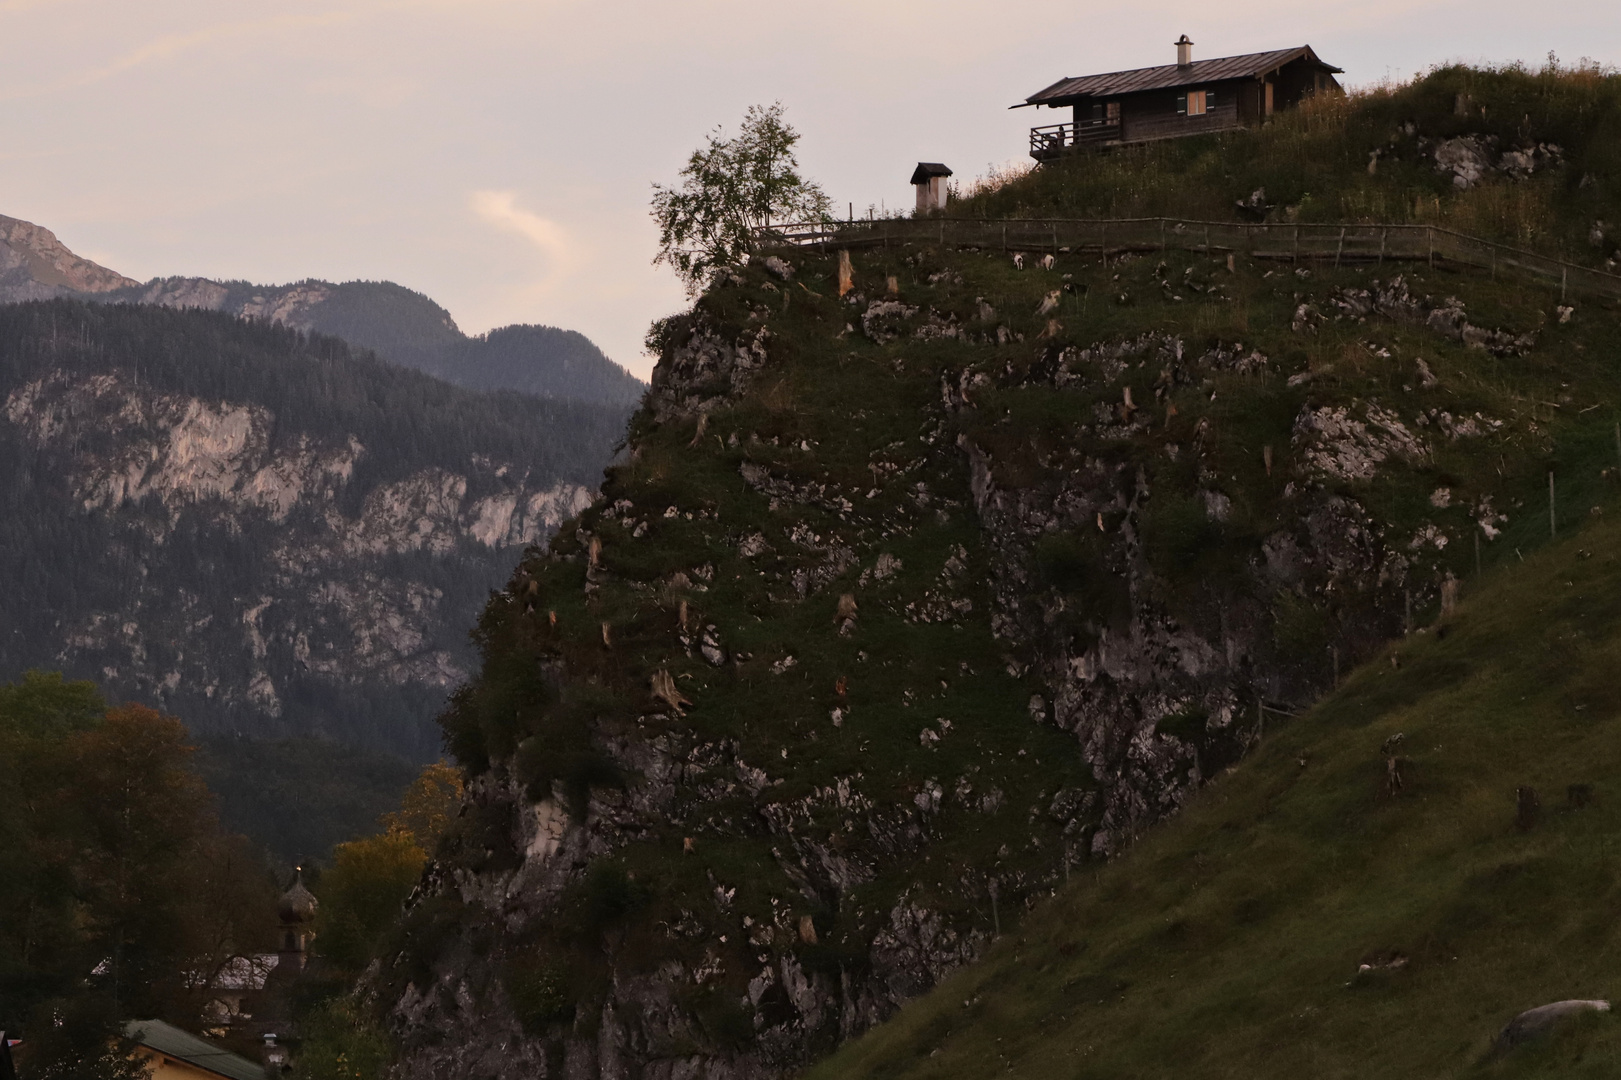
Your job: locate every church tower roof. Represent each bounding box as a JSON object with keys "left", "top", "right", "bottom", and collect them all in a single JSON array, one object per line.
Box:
[{"left": 277, "top": 868, "right": 317, "bottom": 925}]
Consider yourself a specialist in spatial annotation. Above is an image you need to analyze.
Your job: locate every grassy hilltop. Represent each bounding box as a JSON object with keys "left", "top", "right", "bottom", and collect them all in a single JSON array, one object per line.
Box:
[
  {"left": 958, "top": 61, "right": 1620, "bottom": 264},
  {"left": 382, "top": 62, "right": 1621, "bottom": 1077}
]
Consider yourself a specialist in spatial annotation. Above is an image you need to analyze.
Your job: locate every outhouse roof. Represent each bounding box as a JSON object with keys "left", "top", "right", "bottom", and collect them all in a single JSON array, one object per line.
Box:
[
  {"left": 910, "top": 162, "right": 954, "bottom": 184},
  {"left": 1017, "top": 46, "right": 1342, "bottom": 107}
]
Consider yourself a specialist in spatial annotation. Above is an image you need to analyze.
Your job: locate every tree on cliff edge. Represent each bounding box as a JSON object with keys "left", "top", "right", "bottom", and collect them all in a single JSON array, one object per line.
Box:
[{"left": 651, "top": 102, "right": 831, "bottom": 293}]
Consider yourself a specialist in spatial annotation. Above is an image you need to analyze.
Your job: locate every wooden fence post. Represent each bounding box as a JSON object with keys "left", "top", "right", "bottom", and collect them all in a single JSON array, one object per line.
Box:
[{"left": 1549, "top": 470, "right": 1557, "bottom": 539}]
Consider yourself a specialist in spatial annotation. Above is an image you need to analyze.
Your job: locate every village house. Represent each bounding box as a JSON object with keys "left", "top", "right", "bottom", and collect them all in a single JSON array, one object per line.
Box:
[
  {"left": 117, "top": 869, "right": 319, "bottom": 1080},
  {"left": 1018, "top": 36, "right": 1343, "bottom": 161},
  {"left": 121, "top": 1021, "right": 267, "bottom": 1080}
]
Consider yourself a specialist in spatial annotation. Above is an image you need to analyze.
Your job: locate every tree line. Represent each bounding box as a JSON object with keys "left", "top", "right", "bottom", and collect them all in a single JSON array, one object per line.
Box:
[{"left": 0, "top": 670, "right": 460, "bottom": 1079}]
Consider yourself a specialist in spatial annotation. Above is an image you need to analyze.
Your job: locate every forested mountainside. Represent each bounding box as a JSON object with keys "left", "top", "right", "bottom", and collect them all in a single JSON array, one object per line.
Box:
[
  {"left": 0, "top": 215, "right": 646, "bottom": 407},
  {"left": 106, "top": 278, "right": 650, "bottom": 408},
  {"left": 0, "top": 301, "right": 620, "bottom": 816},
  {"left": 370, "top": 64, "right": 1621, "bottom": 1079}
]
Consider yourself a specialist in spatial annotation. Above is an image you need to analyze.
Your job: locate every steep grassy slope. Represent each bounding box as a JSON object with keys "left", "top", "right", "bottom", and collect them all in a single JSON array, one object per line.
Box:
[
  {"left": 812, "top": 512, "right": 1621, "bottom": 1079},
  {"left": 379, "top": 64, "right": 1621, "bottom": 1079}
]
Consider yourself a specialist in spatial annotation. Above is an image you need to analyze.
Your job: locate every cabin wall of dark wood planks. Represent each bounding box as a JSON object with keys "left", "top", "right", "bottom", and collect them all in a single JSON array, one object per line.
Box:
[{"left": 1120, "top": 82, "right": 1244, "bottom": 143}]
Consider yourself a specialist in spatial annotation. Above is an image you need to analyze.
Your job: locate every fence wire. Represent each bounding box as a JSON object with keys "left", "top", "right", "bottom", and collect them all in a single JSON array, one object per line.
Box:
[{"left": 755, "top": 218, "right": 1621, "bottom": 303}]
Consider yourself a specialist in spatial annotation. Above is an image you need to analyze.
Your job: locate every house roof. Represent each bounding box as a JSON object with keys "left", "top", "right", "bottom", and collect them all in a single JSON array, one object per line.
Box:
[
  {"left": 910, "top": 162, "right": 953, "bottom": 184},
  {"left": 1017, "top": 46, "right": 1342, "bottom": 107},
  {"left": 124, "top": 1020, "right": 266, "bottom": 1080}
]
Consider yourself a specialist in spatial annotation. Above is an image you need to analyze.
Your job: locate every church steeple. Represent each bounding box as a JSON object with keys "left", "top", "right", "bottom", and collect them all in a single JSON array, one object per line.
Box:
[{"left": 276, "top": 868, "right": 318, "bottom": 972}]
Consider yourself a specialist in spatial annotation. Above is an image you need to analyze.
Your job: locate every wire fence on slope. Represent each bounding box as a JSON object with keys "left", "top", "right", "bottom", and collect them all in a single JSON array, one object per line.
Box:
[{"left": 754, "top": 218, "right": 1621, "bottom": 303}]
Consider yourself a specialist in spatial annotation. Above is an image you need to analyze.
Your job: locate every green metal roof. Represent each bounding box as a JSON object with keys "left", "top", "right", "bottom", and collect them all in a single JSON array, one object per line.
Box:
[{"left": 123, "top": 1020, "right": 266, "bottom": 1080}]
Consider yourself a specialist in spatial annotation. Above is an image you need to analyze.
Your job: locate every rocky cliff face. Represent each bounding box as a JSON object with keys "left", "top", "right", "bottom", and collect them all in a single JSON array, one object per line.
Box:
[
  {"left": 375, "top": 236, "right": 1573, "bottom": 1077},
  {"left": 7, "top": 366, "right": 592, "bottom": 700},
  {"left": 0, "top": 302, "right": 613, "bottom": 759}
]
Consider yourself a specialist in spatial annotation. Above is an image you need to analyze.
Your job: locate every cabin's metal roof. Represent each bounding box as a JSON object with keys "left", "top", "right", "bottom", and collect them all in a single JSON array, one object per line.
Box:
[
  {"left": 1017, "top": 46, "right": 1341, "bottom": 107},
  {"left": 910, "top": 162, "right": 953, "bottom": 184}
]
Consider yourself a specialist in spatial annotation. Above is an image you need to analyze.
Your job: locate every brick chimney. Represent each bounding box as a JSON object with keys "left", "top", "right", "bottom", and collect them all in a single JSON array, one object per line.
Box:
[{"left": 1175, "top": 34, "right": 1194, "bottom": 67}]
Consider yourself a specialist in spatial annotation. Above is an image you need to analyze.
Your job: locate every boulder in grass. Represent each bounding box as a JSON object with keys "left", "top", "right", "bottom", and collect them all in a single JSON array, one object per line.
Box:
[{"left": 1496, "top": 1000, "right": 1611, "bottom": 1050}]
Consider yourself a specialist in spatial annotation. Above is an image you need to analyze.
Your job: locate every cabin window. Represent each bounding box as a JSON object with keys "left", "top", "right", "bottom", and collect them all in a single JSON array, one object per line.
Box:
[{"left": 1181, "top": 89, "right": 1208, "bottom": 116}]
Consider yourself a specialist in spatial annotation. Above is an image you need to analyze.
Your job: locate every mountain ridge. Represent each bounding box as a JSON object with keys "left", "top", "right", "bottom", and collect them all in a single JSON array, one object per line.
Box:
[{"left": 0, "top": 213, "right": 646, "bottom": 407}]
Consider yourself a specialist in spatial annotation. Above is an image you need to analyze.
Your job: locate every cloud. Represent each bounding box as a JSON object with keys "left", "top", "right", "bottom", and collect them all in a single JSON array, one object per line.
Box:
[
  {"left": 0, "top": 0, "right": 515, "bottom": 102},
  {"left": 0, "top": 10, "right": 358, "bottom": 102},
  {"left": 468, "top": 190, "right": 572, "bottom": 291}
]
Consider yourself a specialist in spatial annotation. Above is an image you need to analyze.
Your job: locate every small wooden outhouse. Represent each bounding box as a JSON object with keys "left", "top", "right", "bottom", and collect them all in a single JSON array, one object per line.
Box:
[{"left": 911, "top": 163, "right": 953, "bottom": 213}]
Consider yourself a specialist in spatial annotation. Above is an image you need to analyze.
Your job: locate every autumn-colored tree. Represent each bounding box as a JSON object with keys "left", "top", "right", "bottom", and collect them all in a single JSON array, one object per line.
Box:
[
  {"left": 310, "top": 832, "right": 425, "bottom": 972},
  {"left": 300, "top": 762, "right": 463, "bottom": 1079},
  {"left": 313, "top": 761, "right": 463, "bottom": 972},
  {"left": 0, "top": 674, "right": 276, "bottom": 1080},
  {"left": 380, "top": 760, "right": 464, "bottom": 851}
]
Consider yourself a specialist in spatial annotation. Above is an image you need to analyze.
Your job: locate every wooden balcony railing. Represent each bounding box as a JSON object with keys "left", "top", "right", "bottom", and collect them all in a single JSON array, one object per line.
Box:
[{"left": 1029, "top": 120, "right": 1122, "bottom": 160}]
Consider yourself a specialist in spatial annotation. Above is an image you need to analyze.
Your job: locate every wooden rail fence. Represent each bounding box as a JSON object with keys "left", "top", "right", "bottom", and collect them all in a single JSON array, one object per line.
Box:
[{"left": 754, "top": 217, "right": 1621, "bottom": 303}]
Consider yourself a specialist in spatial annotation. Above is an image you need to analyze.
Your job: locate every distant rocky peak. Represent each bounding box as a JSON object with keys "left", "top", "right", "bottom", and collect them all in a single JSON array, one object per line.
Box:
[{"left": 0, "top": 213, "right": 138, "bottom": 298}]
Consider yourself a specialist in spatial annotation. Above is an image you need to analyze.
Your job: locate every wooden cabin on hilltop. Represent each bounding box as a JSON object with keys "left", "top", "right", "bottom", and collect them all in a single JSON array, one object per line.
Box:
[{"left": 1018, "top": 37, "right": 1342, "bottom": 161}]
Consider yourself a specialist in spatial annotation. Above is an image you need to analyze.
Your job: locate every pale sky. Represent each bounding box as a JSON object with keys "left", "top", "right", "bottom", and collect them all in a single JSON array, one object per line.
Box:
[{"left": 1, "top": 1, "right": 1616, "bottom": 378}]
